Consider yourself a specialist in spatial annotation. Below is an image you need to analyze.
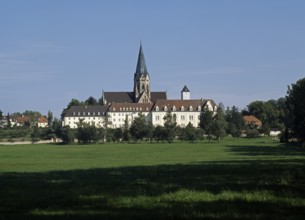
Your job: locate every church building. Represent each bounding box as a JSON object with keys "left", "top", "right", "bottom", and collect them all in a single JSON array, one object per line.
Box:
[
  {"left": 63, "top": 44, "right": 217, "bottom": 129},
  {"left": 101, "top": 44, "right": 167, "bottom": 105}
]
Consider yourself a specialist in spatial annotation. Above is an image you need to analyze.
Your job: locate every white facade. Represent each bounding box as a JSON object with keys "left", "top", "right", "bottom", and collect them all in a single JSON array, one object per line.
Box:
[
  {"left": 62, "top": 106, "right": 108, "bottom": 129},
  {"left": 107, "top": 103, "right": 153, "bottom": 128},
  {"left": 152, "top": 99, "right": 217, "bottom": 128},
  {"left": 63, "top": 116, "right": 105, "bottom": 129},
  {"left": 152, "top": 111, "right": 200, "bottom": 128}
]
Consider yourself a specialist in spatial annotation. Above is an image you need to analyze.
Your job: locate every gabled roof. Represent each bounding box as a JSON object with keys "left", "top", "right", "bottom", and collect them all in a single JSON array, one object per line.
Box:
[
  {"left": 103, "top": 92, "right": 134, "bottom": 103},
  {"left": 243, "top": 115, "right": 262, "bottom": 126},
  {"left": 153, "top": 99, "right": 217, "bottom": 112},
  {"left": 103, "top": 91, "right": 167, "bottom": 104},
  {"left": 135, "top": 44, "right": 149, "bottom": 77},
  {"left": 65, "top": 105, "right": 109, "bottom": 117},
  {"left": 153, "top": 99, "right": 205, "bottom": 111},
  {"left": 151, "top": 92, "right": 167, "bottom": 102},
  {"left": 38, "top": 116, "right": 48, "bottom": 123}
]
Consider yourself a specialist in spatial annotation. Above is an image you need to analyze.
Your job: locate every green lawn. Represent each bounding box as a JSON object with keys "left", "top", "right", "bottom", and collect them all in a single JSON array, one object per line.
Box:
[{"left": 0, "top": 138, "right": 305, "bottom": 219}]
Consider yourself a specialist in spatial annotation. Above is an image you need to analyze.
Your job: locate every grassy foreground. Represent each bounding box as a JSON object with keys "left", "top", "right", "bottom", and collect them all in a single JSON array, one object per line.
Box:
[{"left": 0, "top": 138, "right": 305, "bottom": 219}]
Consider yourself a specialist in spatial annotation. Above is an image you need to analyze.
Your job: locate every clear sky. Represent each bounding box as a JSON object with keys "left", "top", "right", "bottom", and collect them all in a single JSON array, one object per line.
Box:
[{"left": 1, "top": 0, "right": 304, "bottom": 117}]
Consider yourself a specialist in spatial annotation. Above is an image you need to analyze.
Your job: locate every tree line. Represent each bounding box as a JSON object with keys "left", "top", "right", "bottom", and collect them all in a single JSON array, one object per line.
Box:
[{"left": 1, "top": 77, "right": 305, "bottom": 144}]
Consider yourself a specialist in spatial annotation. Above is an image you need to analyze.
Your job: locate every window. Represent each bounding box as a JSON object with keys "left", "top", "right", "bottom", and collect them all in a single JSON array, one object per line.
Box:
[
  {"left": 155, "top": 106, "right": 159, "bottom": 111},
  {"left": 73, "top": 112, "right": 76, "bottom": 116},
  {"left": 98, "top": 112, "right": 100, "bottom": 116},
  {"left": 172, "top": 106, "right": 176, "bottom": 111},
  {"left": 155, "top": 115, "right": 160, "bottom": 121},
  {"left": 78, "top": 112, "right": 80, "bottom": 116},
  {"left": 189, "top": 115, "right": 194, "bottom": 120},
  {"left": 93, "top": 112, "right": 95, "bottom": 116},
  {"left": 164, "top": 106, "right": 168, "bottom": 111},
  {"left": 113, "top": 108, "right": 116, "bottom": 111},
  {"left": 181, "top": 106, "right": 184, "bottom": 111},
  {"left": 88, "top": 112, "right": 90, "bottom": 116},
  {"left": 181, "top": 115, "right": 185, "bottom": 120},
  {"left": 83, "top": 112, "right": 86, "bottom": 116},
  {"left": 198, "top": 106, "right": 201, "bottom": 111},
  {"left": 189, "top": 106, "right": 193, "bottom": 111}
]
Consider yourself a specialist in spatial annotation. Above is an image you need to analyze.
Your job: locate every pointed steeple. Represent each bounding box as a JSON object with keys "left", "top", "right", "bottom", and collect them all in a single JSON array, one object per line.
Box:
[
  {"left": 135, "top": 43, "right": 149, "bottom": 76},
  {"left": 134, "top": 43, "right": 151, "bottom": 103}
]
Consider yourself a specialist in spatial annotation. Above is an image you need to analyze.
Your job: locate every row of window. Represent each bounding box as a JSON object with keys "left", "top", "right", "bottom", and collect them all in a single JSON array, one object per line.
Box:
[
  {"left": 112, "top": 107, "right": 150, "bottom": 112},
  {"left": 155, "top": 106, "right": 201, "bottom": 112},
  {"left": 72, "top": 112, "right": 105, "bottom": 116},
  {"left": 67, "top": 117, "right": 102, "bottom": 121},
  {"left": 155, "top": 115, "right": 195, "bottom": 121}
]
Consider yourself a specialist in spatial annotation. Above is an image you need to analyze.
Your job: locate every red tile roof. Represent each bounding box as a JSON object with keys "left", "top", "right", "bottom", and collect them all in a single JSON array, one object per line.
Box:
[{"left": 243, "top": 115, "right": 262, "bottom": 126}]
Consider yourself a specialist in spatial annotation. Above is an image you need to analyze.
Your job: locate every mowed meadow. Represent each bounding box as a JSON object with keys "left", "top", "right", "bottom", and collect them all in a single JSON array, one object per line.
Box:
[{"left": 1, "top": 138, "right": 305, "bottom": 219}]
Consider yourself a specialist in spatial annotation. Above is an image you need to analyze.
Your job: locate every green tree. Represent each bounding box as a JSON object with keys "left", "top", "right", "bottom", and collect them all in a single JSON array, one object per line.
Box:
[
  {"left": 6, "top": 113, "right": 11, "bottom": 128},
  {"left": 163, "top": 111, "right": 177, "bottom": 143},
  {"left": 61, "top": 98, "right": 81, "bottom": 119},
  {"left": 286, "top": 77, "right": 305, "bottom": 142},
  {"left": 0, "top": 110, "right": 3, "bottom": 120},
  {"left": 130, "top": 113, "right": 148, "bottom": 141},
  {"left": 153, "top": 125, "right": 167, "bottom": 142},
  {"left": 199, "top": 108, "right": 214, "bottom": 142},
  {"left": 185, "top": 122, "right": 198, "bottom": 142},
  {"left": 85, "top": 96, "right": 97, "bottom": 105},
  {"left": 225, "top": 106, "right": 243, "bottom": 138},
  {"left": 62, "top": 126, "right": 75, "bottom": 144},
  {"left": 47, "top": 110, "right": 53, "bottom": 127},
  {"left": 113, "top": 128, "right": 123, "bottom": 142},
  {"left": 247, "top": 99, "right": 285, "bottom": 131},
  {"left": 76, "top": 120, "right": 101, "bottom": 143},
  {"left": 212, "top": 106, "right": 227, "bottom": 142},
  {"left": 102, "top": 114, "right": 112, "bottom": 143},
  {"left": 31, "top": 127, "right": 40, "bottom": 143},
  {"left": 122, "top": 115, "right": 130, "bottom": 142}
]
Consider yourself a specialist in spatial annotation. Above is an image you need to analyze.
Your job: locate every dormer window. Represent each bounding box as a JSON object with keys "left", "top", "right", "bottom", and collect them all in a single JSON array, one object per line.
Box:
[
  {"left": 172, "top": 106, "right": 176, "bottom": 111},
  {"left": 113, "top": 108, "right": 116, "bottom": 111},
  {"left": 93, "top": 112, "right": 95, "bottom": 116},
  {"left": 181, "top": 106, "right": 185, "bottom": 111},
  {"left": 155, "top": 106, "right": 159, "bottom": 111},
  {"left": 189, "top": 106, "right": 193, "bottom": 111},
  {"left": 83, "top": 112, "right": 86, "bottom": 116},
  {"left": 73, "top": 112, "right": 76, "bottom": 116},
  {"left": 88, "top": 112, "right": 90, "bottom": 116},
  {"left": 198, "top": 106, "right": 201, "bottom": 111},
  {"left": 78, "top": 112, "right": 80, "bottom": 116},
  {"left": 164, "top": 106, "right": 168, "bottom": 111},
  {"left": 98, "top": 112, "right": 100, "bottom": 116}
]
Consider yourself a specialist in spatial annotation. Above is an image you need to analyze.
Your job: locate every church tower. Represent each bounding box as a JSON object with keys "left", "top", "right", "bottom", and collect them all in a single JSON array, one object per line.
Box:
[
  {"left": 133, "top": 44, "right": 151, "bottom": 103},
  {"left": 181, "top": 85, "right": 190, "bottom": 100}
]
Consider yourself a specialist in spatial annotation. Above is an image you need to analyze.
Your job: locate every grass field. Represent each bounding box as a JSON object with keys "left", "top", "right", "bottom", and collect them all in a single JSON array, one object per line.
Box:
[{"left": 0, "top": 138, "right": 305, "bottom": 219}]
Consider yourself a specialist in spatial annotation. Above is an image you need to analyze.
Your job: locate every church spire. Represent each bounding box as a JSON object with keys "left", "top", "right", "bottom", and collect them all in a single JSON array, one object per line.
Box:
[
  {"left": 135, "top": 43, "right": 148, "bottom": 76},
  {"left": 134, "top": 43, "right": 151, "bottom": 103}
]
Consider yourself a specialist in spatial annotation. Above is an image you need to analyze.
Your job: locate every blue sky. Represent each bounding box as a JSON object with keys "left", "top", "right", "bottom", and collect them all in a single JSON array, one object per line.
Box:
[{"left": 1, "top": 0, "right": 304, "bottom": 117}]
